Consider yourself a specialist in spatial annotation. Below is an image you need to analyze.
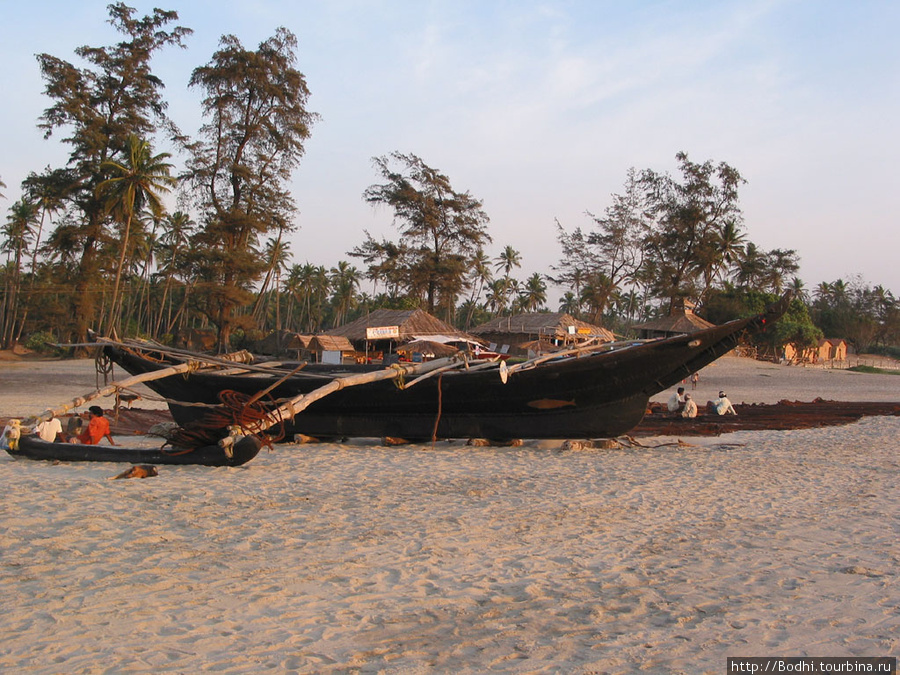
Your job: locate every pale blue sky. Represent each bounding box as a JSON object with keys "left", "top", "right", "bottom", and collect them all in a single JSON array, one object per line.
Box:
[{"left": 2, "top": 0, "right": 898, "bottom": 296}]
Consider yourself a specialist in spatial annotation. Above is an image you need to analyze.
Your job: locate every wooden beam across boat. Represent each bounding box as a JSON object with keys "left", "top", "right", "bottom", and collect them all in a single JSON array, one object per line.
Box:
[{"left": 237, "top": 356, "right": 468, "bottom": 437}]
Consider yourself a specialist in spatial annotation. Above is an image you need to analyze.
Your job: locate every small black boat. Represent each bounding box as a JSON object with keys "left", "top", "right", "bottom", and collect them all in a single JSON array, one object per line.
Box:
[
  {"left": 100, "top": 296, "right": 790, "bottom": 442},
  {"left": 8, "top": 434, "right": 262, "bottom": 466}
]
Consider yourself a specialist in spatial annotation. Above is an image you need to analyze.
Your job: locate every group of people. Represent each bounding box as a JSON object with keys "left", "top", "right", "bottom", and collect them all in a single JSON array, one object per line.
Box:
[
  {"left": 1, "top": 406, "right": 116, "bottom": 449},
  {"left": 667, "top": 383, "right": 737, "bottom": 418}
]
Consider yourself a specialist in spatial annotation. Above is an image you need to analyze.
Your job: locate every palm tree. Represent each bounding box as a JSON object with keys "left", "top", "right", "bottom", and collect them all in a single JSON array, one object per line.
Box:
[
  {"left": 95, "top": 134, "right": 175, "bottom": 336},
  {"left": 788, "top": 277, "right": 808, "bottom": 304},
  {"left": 1, "top": 200, "right": 39, "bottom": 347},
  {"left": 814, "top": 281, "right": 832, "bottom": 304},
  {"left": 464, "top": 249, "right": 493, "bottom": 328},
  {"left": 580, "top": 271, "right": 615, "bottom": 324},
  {"left": 486, "top": 279, "right": 508, "bottom": 315},
  {"left": 764, "top": 249, "right": 800, "bottom": 295},
  {"left": 252, "top": 232, "right": 291, "bottom": 330},
  {"left": 558, "top": 291, "right": 580, "bottom": 316},
  {"left": 734, "top": 243, "right": 766, "bottom": 290},
  {"left": 286, "top": 263, "right": 330, "bottom": 332},
  {"left": 154, "top": 211, "right": 194, "bottom": 337},
  {"left": 495, "top": 245, "right": 521, "bottom": 280},
  {"left": 329, "top": 261, "right": 360, "bottom": 328},
  {"left": 521, "top": 272, "right": 547, "bottom": 312}
]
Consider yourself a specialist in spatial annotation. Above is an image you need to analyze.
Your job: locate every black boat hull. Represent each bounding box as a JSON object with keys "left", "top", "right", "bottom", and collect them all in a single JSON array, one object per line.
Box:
[
  {"left": 102, "top": 300, "right": 785, "bottom": 441},
  {"left": 8, "top": 435, "right": 262, "bottom": 466}
]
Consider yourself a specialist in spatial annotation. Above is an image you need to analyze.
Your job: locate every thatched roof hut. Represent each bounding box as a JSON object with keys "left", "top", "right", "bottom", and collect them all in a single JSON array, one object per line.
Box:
[
  {"left": 327, "top": 309, "right": 465, "bottom": 342},
  {"left": 307, "top": 335, "right": 355, "bottom": 364},
  {"left": 470, "top": 312, "right": 613, "bottom": 356},
  {"left": 326, "top": 309, "right": 479, "bottom": 359},
  {"left": 631, "top": 301, "right": 714, "bottom": 339}
]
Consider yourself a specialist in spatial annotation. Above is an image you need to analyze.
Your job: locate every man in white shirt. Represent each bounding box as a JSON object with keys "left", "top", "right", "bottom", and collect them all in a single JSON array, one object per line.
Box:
[
  {"left": 681, "top": 393, "right": 698, "bottom": 418},
  {"left": 713, "top": 391, "right": 737, "bottom": 415},
  {"left": 34, "top": 415, "right": 64, "bottom": 442},
  {"left": 667, "top": 387, "right": 686, "bottom": 413}
]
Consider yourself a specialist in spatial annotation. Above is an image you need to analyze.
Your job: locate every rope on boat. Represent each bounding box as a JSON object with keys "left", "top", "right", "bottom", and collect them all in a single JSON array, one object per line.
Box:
[
  {"left": 166, "top": 389, "right": 284, "bottom": 449},
  {"left": 95, "top": 353, "right": 114, "bottom": 388},
  {"left": 390, "top": 363, "right": 407, "bottom": 389},
  {"left": 430, "top": 373, "right": 444, "bottom": 449}
]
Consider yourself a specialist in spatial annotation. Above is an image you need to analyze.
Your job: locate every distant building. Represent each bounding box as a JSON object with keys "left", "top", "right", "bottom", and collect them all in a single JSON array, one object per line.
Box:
[
  {"left": 631, "top": 300, "right": 714, "bottom": 339},
  {"left": 784, "top": 338, "right": 848, "bottom": 364},
  {"left": 308, "top": 335, "right": 355, "bottom": 364},
  {"left": 470, "top": 312, "right": 614, "bottom": 357},
  {"left": 326, "top": 308, "right": 479, "bottom": 361},
  {"left": 255, "top": 331, "right": 355, "bottom": 363}
]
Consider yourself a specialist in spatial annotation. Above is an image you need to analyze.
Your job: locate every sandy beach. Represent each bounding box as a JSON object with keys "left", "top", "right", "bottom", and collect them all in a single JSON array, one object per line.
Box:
[{"left": 1, "top": 356, "right": 898, "bottom": 673}]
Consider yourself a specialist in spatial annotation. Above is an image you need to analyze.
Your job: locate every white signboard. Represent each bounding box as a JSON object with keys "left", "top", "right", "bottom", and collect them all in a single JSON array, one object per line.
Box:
[{"left": 366, "top": 325, "right": 400, "bottom": 340}]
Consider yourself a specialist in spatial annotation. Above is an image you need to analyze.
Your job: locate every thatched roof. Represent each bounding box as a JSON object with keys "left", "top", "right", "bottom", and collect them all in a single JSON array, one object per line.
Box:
[
  {"left": 309, "top": 335, "right": 354, "bottom": 352},
  {"left": 398, "top": 340, "right": 460, "bottom": 357},
  {"left": 286, "top": 334, "right": 313, "bottom": 350},
  {"left": 326, "top": 309, "right": 470, "bottom": 343},
  {"left": 632, "top": 305, "right": 714, "bottom": 335},
  {"left": 471, "top": 312, "right": 614, "bottom": 342}
]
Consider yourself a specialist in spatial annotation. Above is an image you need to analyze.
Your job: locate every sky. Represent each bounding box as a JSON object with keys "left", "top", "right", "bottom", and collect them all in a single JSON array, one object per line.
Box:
[{"left": 2, "top": 0, "right": 899, "bottom": 300}]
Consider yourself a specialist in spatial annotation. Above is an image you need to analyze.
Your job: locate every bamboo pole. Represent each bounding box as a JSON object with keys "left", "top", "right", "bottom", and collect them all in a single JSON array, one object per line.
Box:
[
  {"left": 27, "top": 344, "right": 260, "bottom": 423},
  {"left": 28, "top": 361, "right": 209, "bottom": 423}
]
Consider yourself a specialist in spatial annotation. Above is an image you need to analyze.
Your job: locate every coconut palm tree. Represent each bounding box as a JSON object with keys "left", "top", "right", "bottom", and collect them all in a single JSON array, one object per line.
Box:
[
  {"left": 558, "top": 291, "right": 580, "bottom": 316},
  {"left": 285, "top": 263, "right": 330, "bottom": 333},
  {"left": 1, "top": 200, "right": 39, "bottom": 347},
  {"left": 486, "top": 279, "right": 508, "bottom": 315},
  {"left": 96, "top": 134, "right": 175, "bottom": 336},
  {"left": 495, "top": 245, "right": 521, "bottom": 281},
  {"left": 252, "top": 232, "right": 291, "bottom": 330},
  {"left": 521, "top": 272, "right": 547, "bottom": 312},
  {"left": 154, "top": 211, "right": 194, "bottom": 338},
  {"left": 464, "top": 249, "right": 493, "bottom": 328},
  {"left": 329, "top": 261, "right": 360, "bottom": 328},
  {"left": 734, "top": 242, "right": 766, "bottom": 290}
]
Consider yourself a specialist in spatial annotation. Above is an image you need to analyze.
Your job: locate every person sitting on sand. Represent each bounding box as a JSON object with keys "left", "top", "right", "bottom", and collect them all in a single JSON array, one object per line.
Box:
[
  {"left": 33, "top": 414, "right": 64, "bottom": 443},
  {"left": 77, "top": 406, "right": 116, "bottom": 445},
  {"left": 667, "top": 386, "right": 686, "bottom": 413},
  {"left": 681, "top": 393, "right": 698, "bottom": 418},
  {"left": 712, "top": 391, "right": 737, "bottom": 416}
]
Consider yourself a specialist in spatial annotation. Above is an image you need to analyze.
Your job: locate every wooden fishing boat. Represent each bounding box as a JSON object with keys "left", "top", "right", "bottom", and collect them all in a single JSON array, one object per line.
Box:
[
  {"left": 8, "top": 434, "right": 262, "bottom": 466},
  {"left": 101, "top": 297, "right": 789, "bottom": 441}
]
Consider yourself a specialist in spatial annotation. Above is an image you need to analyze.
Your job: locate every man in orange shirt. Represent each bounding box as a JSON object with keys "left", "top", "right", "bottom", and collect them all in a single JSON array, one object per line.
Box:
[{"left": 78, "top": 406, "right": 116, "bottom": 445}]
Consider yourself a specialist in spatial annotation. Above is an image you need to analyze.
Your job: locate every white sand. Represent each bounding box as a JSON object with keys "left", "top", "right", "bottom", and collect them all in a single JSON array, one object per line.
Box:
[{"left": 1, "top": 357, "right": 898, "bottom": 673}]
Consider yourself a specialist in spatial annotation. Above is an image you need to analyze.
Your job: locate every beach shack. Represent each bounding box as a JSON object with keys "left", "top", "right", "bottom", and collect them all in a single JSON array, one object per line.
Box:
[
  {"left": 308, "top": 335, "right": 355, "bottom": 365},
  {"left": 784, "top": 338, "right": 848, "bottom": 364},
  {"left": 326, "top": 309, "right": 478, "bottom": 362},
  {"left": 631, "top": 300, "right": 714, "bottom": 339},
  {"left": 470, "top": 312, "right": 614, "bottom": 357}
]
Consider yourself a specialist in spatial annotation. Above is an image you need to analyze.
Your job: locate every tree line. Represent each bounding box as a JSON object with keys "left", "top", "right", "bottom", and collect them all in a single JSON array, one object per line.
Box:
[{"left": 2, "top": 3, "right": 898, "bottom": 357}]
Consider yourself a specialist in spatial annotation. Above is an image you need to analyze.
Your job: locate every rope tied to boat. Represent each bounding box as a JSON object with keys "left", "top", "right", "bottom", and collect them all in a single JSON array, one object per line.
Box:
[
  {"left": 390, "top": 363, "right": 406, "bottom": 389},
  {"left": 166, "top": 388, "right": 282, "bottom": 450},
  {"left": 95, "top": 353, "right": 114, "bottom": 388}
]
